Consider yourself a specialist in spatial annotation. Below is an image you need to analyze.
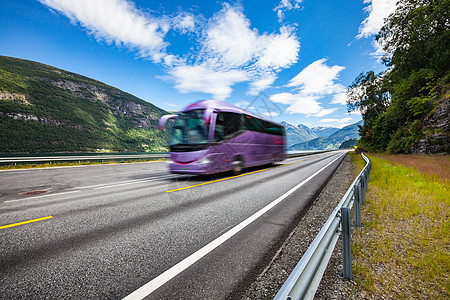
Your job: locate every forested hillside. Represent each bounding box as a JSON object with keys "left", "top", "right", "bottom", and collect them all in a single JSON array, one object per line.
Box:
[
  {"left": 0, "top": 56, "right": 169, "bottom": 153},
  {"left": 347, "top": 0, "right": 449, "bottom": 154}
]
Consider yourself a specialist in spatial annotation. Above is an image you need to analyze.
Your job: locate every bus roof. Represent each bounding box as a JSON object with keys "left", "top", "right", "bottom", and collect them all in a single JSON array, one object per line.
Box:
[{"left": 182, "top": 99, "right": 282, "bottom": 125}]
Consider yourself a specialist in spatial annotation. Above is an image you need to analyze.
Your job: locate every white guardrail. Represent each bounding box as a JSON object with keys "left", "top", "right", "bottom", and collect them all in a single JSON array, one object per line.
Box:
[{"left": 274, "top": 152, "right": 371, "bottom": 300}]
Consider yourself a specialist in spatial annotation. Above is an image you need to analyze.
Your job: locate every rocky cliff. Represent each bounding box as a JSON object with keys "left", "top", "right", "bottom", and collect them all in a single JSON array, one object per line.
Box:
[{"left": 409, "top": 87, "right": 449, "bottom": 154}]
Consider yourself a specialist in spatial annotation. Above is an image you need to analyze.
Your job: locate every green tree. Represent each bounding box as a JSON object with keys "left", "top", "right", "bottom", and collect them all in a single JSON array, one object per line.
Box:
[
  {"left": 347, "top": 71, "right": 390, "bottom": 150},
  {"left": 348, "top": 0, "right": 449, "bottom": 153},
  {"left": 347, "top": 71, "right": 390, "bottom": 124},
  {"left": 377, "top": 0, "right": 450, "bottom": 79}
]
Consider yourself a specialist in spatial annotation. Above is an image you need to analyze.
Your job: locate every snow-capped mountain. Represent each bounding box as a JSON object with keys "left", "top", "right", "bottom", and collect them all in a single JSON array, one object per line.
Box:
[
  {"left": 281, "top": 121, "right": 318, "bottom": 147},
  {"left": 311, "top": 126, "right": 339, "bottom": 137}
]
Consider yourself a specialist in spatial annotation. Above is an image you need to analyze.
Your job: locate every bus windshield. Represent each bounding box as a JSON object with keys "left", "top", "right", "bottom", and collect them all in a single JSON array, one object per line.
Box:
[{"left": 170, "top": 109, "right": 209, "bottom": 151}]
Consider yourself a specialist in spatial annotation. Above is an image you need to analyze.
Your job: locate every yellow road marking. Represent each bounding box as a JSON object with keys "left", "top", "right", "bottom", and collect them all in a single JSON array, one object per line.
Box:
[
  {"left": 281, "top": 154, "right": 326, "bottom": 166},
  {"left": 0, "top": 216, "right": 53, "bottom": 230},
  {"left": 166, "top": 169, "right": 267, "bottom": 193},
  {"left": 166, "top": 154, "right": 328, "bottom": 193},
  {"left": 280, "top": 159, "right": 304, "bottom": 166}
]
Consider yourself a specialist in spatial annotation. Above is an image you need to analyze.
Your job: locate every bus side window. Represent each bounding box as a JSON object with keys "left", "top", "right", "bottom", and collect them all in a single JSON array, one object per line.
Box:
[
  {"left": 215, "top": 112, "right": 242, "bottom": 142},
  {"left": 265, "top": 122, "right": 283, "bottom": 136},
  {"left": 244, "top": 115, "right": 264, "bottom": 132},
  {"left": 214, "top": 113, "right": 225, "bottom": 142}
]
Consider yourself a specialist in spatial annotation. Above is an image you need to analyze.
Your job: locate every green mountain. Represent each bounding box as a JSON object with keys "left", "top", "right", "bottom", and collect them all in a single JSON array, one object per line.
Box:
[
  {"left": 289, "top": 120, "right": 362, "bottom": 151},
  {"left": 0, "top": 56, "right": 169, "bottom": 153}
]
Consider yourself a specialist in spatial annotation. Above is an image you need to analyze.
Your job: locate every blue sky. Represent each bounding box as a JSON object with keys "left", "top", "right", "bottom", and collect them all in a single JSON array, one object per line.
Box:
[{"left": 0, "top": 0, "right": 396, "bottom": 128}]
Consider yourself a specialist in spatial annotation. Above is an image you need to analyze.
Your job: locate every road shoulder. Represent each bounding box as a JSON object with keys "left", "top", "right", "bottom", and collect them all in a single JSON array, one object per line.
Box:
[{"left": 242, "top": 153, "right": 354, "bottom": 299}]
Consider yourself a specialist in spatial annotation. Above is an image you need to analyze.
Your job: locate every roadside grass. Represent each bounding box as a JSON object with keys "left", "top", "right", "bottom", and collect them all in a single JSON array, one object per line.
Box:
[
  {"left": 350, "top": 152, "right": 365, "bottom": 175},
  {"left": 350, "top": 153, "right": 449, "bottom": 299},
  {"left": 379, "top": 154, "right": 450, "bottom": 182},
  {"left": 0, "top": 158, "right": 165, "bottom": 170}
]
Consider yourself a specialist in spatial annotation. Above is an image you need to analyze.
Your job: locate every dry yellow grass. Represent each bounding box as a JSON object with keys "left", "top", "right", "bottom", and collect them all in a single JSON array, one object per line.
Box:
[
  {"left": 377, "top": 154, "right": 450, "bottom": 181},
  {"left": 350, "top": 153, "right": 449, "bottom": 299}
]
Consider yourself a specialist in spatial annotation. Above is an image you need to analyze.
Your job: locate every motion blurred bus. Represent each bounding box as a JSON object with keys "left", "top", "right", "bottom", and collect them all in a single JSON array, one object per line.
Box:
[{"left": 158, "top": 100, "right": 285, "bottom": 175}]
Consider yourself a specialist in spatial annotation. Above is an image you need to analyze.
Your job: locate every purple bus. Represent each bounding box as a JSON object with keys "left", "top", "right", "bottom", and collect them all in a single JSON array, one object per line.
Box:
[{"left": 158, "top": 99, "right": 286, "bottom": 175}]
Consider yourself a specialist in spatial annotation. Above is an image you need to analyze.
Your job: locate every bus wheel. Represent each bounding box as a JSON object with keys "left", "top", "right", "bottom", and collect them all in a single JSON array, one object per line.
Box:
[
  {"left": 271, "top": 155, "right": 277, "bottom": 166},
  {"left": 232, "top": 159, "right": 242, "bottom": 175}
]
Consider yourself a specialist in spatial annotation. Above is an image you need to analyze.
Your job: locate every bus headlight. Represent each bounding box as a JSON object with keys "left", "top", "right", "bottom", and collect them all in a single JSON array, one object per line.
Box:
[
  {"left": 195, "top": 157, "right": 211, "bottom": 165},
  {"left": 166, "top": 159, "right": 173, "bottom": 164}
]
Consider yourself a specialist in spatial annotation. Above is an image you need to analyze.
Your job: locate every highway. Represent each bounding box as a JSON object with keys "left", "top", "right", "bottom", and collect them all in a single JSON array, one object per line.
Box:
[{"left": 0, "top": 151, "right": 347, "bottom": 299}]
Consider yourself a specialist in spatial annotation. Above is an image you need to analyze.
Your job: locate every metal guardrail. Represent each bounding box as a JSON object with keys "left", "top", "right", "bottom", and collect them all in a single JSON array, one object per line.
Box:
[
  {"left": 0, "top": 153, "right": 167, "bottom": 164},
  {"left": 0, "top": 150, "right": 329, "bottom": 165},
  {"left": 274, "top": 152, "right": 371, "bottom": 300},
  {"left": 286, "top": 150, "right": 330, "bottom": 159}
]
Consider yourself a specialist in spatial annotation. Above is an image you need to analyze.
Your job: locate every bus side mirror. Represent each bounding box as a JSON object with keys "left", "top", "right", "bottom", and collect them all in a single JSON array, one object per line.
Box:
[{"left": 158, "top": 114, "right": 178, "bottom": 131}]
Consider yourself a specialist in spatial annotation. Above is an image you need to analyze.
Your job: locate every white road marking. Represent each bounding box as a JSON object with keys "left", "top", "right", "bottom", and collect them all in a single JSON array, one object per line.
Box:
[
  {"left": 122, "top": 152, "right": 344, "bottom": 300},
  {"left": 2, "top": 175, "right": 176, "bottom": 204},
  {"left": 93, "top": 175, "right": 177, "bottom": 190},
  {"left": 3, "top": 190, "right": 81, "bottom": 203}
]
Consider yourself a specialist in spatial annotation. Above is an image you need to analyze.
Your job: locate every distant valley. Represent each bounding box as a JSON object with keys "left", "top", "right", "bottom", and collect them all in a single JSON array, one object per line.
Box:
[{"left": 283, "top": 121, "right": 362, "bottom": 151}]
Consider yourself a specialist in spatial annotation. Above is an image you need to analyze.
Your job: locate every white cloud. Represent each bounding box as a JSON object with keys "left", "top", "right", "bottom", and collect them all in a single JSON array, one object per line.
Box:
[
  {"left": 270, "top": 93, "right": 324, "bottom": 116},
  {"left": 321, "top": 117, "right": 352, "bottom": 123},
  {"left": 287, "top": 58, "right": 345, "bottom": 95},
  {"left": 169, "top": 4, "right": 299, "bottom": 99},
  {"left": 204, "top": 6, "right": 258, "bottom": 67},
  {"left": 274, "top": 0, "right": 303, "bottom": 22},
  {"left": 40, "top": 0, "right": 169, "bottom": 62},
  {"left": 262, "top": 111, "right": 280, "bottom": 118},
  {"left": 234, "top": 100, "right": 251, "bottom": 108},
  {"left": 270, "top": 59, "right": 345, "bottom": 117},
  {"left": 370, "top": 39, "right": 389, "bottom": 61},
  {"left": 200, "top": 5, "right": 300, "bottom": 71},
  {"left": 348, "top": 110, "right": 362, "bottom": 115},
  {"left": 348, "top": 106, "right": 363, "bottom": 115},
  {"left": 248, "top": 73, "right": 277, "bottom": 96},
  {"left": 168, "top": 64, "right": 248, "bottom": 100},
  {"left": 357, "top": 0, "right": 397, "bottom": 39},
  {"left": 320, "top": 117, "right": 353, "bottom": 128},
  {"left": 40, "top": 1, "right": 300, "bottom": 100},
  {"left": 172, "top": 12, "right": 196, "bottom": 34},
  {"left": 331, "top": 92, "right": 348, "bottom": 105},
  {"left": 256, "top": 26, "right": 300, "bottom": 70},
  {"left": 314, "top": 108, "right": 338, "bottom": 117}
]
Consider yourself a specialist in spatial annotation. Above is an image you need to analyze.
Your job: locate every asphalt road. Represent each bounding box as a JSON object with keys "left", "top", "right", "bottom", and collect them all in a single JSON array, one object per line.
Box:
[{"left": 0, "top": 150, "right": 347, "bottom": 299}]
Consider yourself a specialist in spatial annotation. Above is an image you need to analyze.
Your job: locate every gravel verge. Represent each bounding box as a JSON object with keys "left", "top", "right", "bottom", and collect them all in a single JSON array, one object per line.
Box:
[{"left": 242, "top": 153, "right": 356, "bottom": 299}]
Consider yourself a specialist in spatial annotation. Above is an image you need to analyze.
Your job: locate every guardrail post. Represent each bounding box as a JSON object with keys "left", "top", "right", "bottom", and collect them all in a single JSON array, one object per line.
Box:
[
  {"left": 365, "top": 170, "right": 369, "bottom": 192},
  {"left": 341, "top": 207, "right": 352, "bottom": 280},
  {"left": 274, "top": 153, "right": 371, "bottom": 299},
  {"left": 361, "top": 177, "right": 366, "bottom": 205},
  {"left": 354, "top": 185, "right": 361, "bottom": 227}
]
